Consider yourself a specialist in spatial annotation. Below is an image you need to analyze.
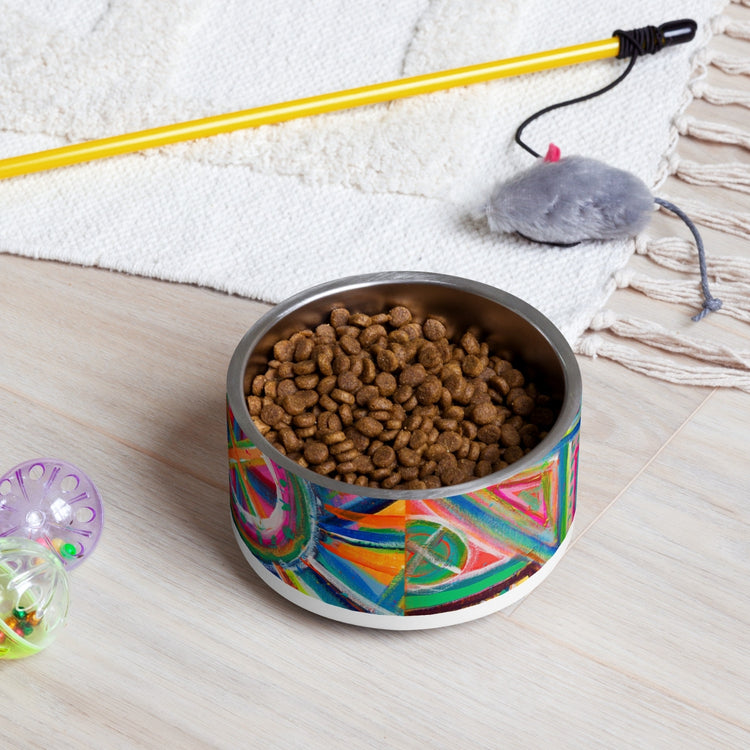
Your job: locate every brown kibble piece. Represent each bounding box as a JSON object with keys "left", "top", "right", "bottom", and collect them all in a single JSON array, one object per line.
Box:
[
  {"left": 329, "top": 308, "right": 350, "bottom": 328},
  {"left": 389, "top": 306, "right": 412, "bottom": 327},
  {"left": 303, "top": 441, "right": 329, "bottom": 465},
  {"left": 399, "top": 364, "right": 427, "bottom": 387},
  {"left": 339, "top": 335, "right": 361, "bottom": 355},
  {"left": 506, "top": 369, "right": 525, "bottom": 388},
  {"left": 460, "top": 332, "right": 480, "bottom": 355},
  {"left": 423, "top": 318, "right": 446, "bottom": 341},
  {"left": 500, "top": 423, "right": 520, "bottom": 447},
  {"left": 397, "top": 447, "right": 421, "bottom": 467},
  {"left": 461, "top": 354, "right": 484, "bottom": 378},
  {"left": 246, "top": 395, "right": 262, "bottom": 416},
  {"left": 476, "top": 424, "right": 501, "bottom": 443},
  {"left": 470, "top": 402, "right": 496, "bottom": 426},
  {"left": 532, "top": 407, "right": 556, "bottom": 427},
  {"left": 273, "top": 340, "right": 294, "bottom": 362},
  {"left": 372, "top": 445, "right": 397, "bottom": 468},
  {"left": 260, "top": 403, "right": 285, "bottom": 427},
  {"left": 337, "top": 371, "right": 361, "bottom": 393},
  {"left": 504, "top": 445, "right": 524, "bottom": 463},
  {"left": 355, "top": 384, "right": 379, "bottom": 407},
  {"left": 418, "top": 342, "right": 442, "bottom": 370},
  {"left": 437, "top": 432, "right": 463, "bottom": 453},
  {"left": 377, "top": 349, "right": 399, "bottom": 373},
  {"left": 294, "top": 337, "right": 315, "bottom": 362},
  {"left": 355, "top": 416, "right": 383, "bottom": 438},
  {"left": 283, "top": 391, "right": 317, "bottom": 416},
  {"left": 375, "top": 371, "right": 397, "bottom": 396},
  {"left": 330, "top": 388, "right": 355, "bottom": 405},
  {"left": 511, "top": 394, "right": 535, "bottom": 416},
  {"left": 416, "top": 375, "right": 442, "bottom": 405}
]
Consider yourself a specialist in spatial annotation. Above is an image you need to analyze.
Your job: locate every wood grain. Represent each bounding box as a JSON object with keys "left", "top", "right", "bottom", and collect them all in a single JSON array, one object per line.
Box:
[{"left": 0, "top": 5, "right": 749, "bottom": 748}]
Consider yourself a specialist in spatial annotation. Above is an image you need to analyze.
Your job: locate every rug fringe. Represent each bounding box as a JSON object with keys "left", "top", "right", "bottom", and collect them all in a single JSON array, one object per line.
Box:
[
  {"left": 588, "top": 310, "right": 750, "bottom": 369},
  {"left": 668, "top": 154, "right": 750, "bottom": 193},
  {"left": 576, "top": 6, "right": 750, "bottom": 392},
  {"left": 705, "top": 50, "right": 750, "bottom": 74},
  {"left": 575, "top": 332, "right": 750, "bottom": 392},
  {"left": 676, "top": 114, "right": 750, "bottom": 148},
  {"left": 635, "top": 235, "right": 750, "bottom": 282},
  {"left": 658, "top": 196, "right": 750, "bottom": 239},
  {"left": 713, "top": 14, "right": 750, "bottom": 40},
  {"left": 691, "top": 79, "right": 750, "bottom": 107},
  {"left": 615, "top": 268, "right": 750, "bottom": 323}
]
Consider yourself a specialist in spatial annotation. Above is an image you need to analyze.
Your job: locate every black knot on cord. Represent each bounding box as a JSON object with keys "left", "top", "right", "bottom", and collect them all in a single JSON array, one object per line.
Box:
[{"left": 614, "top": 19, "right": 697, "bottom": 59}]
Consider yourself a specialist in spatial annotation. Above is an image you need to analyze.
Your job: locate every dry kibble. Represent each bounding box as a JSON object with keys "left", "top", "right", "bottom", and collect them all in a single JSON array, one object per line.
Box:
[
  {"left": 294, "top": 374, "right": 318, "bottom": 390},
  {"left": 470, "top": 402, "right": 496, "bottom": 426},
  {"left": 423, "top": 318, "right": 446, "bottom": 341},
  {"left": 506, "top": 369, "right": 525, "bottom": 388},
  {"left": 511, "top": 394, "right": 535, "bottom": 416},
  {"left": 355, "top": 416, "right": 383, "bottom": 438},
  {"left": 337, "top": 371, "right": 361, "bottom": 392},
  {"left": 393, "top": 430, "right": 411, "bottom": 451},
  {"left": 399, "top": 364, "right": 427, "bottom": 387},
  {"left": 330, "top": 388, "right": 355, "bottom": 405},
  {"left": 372, "top": 445, "right": 397, "bottom": 468},
  {"left": 338, "top": 404, "right": 354, "bottom": 425},
  {"left": 360, "top": 324, "right": 386, "bottom": 347},
  {"left": 260, "top": 403, "right": 285, "bottom": 427},
  {"left": 294, "top": 337, "right": 315, "bottom": 361},
  {"left": 389, "top": 306, "right": 412, "bottom": 327},
  {"left": 304, "top": 441, "right": 329, "bottom": 465},
  {"left": 339, "top": 335, "right": 361, "bottom": 355},
  {"left": 504, "top": 445, "right": 524, "bottom": 463},
  {"left": 245, "top": 303, "right": 560, "bottom": 489},
  {"left": 246, "top": 395, "right": 262, "bottom": 416},
  {"left": 375, "top": 371, "right": 397, "bottom": 396},
  {"left": 461, "top": 354, "right": 484, "bottom": 378},
  {"left": 377, "top": 349, "right": 399, "bottom": 373},
  {"left": 437, "top": 431, "right": 463, "bottom": 453},
  {"left": 416, "top": 375, "right": 442, "bottom": 405},
  {"left": 418, "top": 343, "right": 442, "bottom": 370},
  {"left": 460, "top": 332, "right": 480, "bottom": 355},
  {"left": 273, "top": 340, "right": 294, "bottom": 362},
  {"left": 500, "top": 423, "right": 520, "bottom": 447},
  {"left": 355, "top": 384, "right": 379, "bottom": 407},
  {"left": 477, "top": 424, "right": 501, "bottom": 443},
  {"left": 329, "top": 308, "right": 350, "bottom": 328}
]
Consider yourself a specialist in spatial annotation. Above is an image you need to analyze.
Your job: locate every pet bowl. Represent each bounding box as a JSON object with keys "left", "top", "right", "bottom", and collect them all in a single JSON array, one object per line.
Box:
[{"left": 227, "top": 272, "right": 581, "bottom": 629}]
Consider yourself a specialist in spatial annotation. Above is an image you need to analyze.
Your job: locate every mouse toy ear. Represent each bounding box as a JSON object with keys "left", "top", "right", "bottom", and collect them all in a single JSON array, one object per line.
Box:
[{"left": 485, "top": 147, "right": 654, "bottom": 246}]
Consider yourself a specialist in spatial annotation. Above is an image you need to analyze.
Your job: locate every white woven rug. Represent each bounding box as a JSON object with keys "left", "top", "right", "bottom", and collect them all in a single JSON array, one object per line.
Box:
[{"left": 1, "top": 0, "right": 746, "bottom": 385}]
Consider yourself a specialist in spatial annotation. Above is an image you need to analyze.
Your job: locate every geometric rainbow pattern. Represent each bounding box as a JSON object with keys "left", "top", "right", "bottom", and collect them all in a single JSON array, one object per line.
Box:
[{"left": 228, "top": 401, "right": 579, "bottom": 617}]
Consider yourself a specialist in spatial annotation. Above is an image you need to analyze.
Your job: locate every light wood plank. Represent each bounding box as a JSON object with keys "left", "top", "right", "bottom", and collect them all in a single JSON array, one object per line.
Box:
[
  {"left": 0, "top": 389, "right": 746, "bottom": 750},
  {"left": 510, "top": 387, "right": 750, "bottom": 736}
]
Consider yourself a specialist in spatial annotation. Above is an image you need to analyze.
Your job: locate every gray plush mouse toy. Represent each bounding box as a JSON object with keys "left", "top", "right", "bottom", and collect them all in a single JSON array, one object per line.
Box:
[
  {"left": 486, "top": 144, "right": 654, "bottom": 246},
  {"left": 485, "top": 143, "right": 722, "bottom": 321},
  {"left": 484, "top": 18, "right": 724, "bottom": 321}
]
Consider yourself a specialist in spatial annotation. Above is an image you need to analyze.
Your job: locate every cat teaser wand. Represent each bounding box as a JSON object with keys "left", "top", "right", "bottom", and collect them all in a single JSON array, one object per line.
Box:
[{"left": 0, "top": 20, "right": 696, "bottom": 180}]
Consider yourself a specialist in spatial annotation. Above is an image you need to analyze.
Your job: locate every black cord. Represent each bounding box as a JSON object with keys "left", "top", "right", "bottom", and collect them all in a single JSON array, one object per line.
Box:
[
  {"left": 514, "top": 21, "right": 697, "bottom": 157},
  {"left": 511, "top": 21, "right": 723, "bottom": 320},
  {"left": 515, "top": 30, "right": 642, "bottom": 158}
]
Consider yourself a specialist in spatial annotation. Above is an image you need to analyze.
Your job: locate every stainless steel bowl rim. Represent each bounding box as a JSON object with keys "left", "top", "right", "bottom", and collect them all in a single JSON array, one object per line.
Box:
[{"left": 227, "top": 271, "right": 582, "bottom": 500}]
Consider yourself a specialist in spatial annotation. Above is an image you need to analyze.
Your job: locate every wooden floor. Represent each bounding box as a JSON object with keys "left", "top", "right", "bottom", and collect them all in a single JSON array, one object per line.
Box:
[{"left": 2, "top": 7, "right": 749, "bottom": 749}]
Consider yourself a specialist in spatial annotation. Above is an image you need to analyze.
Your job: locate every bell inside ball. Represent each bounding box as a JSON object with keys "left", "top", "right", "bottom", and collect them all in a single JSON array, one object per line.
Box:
[{"left": 0, "top": 537, "right": 70, "bottom": 659}]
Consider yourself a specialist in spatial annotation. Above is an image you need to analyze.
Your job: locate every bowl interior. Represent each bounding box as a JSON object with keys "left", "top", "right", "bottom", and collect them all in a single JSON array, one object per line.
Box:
[{"left": 230, "top": 274, "right": 580, "bottom": 497}]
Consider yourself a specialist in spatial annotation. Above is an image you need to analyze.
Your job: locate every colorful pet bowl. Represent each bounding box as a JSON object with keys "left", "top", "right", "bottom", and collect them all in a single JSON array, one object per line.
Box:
[{"left": 227, "top": 272, "right": 581, "bottom": 629}]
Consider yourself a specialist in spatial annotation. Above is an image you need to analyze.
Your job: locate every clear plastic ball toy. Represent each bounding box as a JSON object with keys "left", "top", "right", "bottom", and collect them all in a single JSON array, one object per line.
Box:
[{"left": 0, "top": 537, "right": 70, "bottom": 659}]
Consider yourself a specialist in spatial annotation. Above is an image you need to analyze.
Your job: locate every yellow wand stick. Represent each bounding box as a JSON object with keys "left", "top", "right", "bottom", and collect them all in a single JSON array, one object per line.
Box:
[{"left": 0, "top": 20, "right": 695, "bottom": 181}]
